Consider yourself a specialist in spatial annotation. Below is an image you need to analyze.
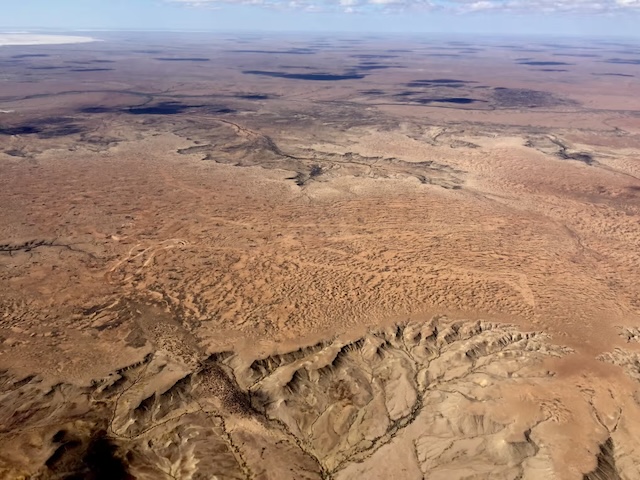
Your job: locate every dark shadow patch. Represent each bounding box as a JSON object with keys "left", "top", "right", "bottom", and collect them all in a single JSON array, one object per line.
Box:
[
  {"left": 425, "top": 53, "right": 464, "bottom": 57},
  {"left": 502, "top": 46, "right": 547, "bottom": 52},
  {"left": 211, "top": 107, "right": 235, "bottom": 114},
  {"left": 438, "top": 46, "right": 483, "bottom": 53},
  {"left": 127, "top": 102, "right": 235, "bottom": 115},
  {"left": 45, "top": 439, "right": 83, "bottom": 468},
  {"left": 44, "top": 430, "right": 131, "bottom": 480},
  {"left": 128, "top": 102, "right": 192, "bottom": 115},
  {"left": 231, "top": 48, "right": 316, "bottom": 54},
  {"left": 31, "top": 66, "right": 66, "bottom": 70},
  {"left": 534, "top": 69, "right": 568, "bottom": 72},
  {"left": 553, "top": 53, "right": 600, "bottom": 58},
  {"left": 360, "top": 89, "right": 384, "bottom": 95},
  {"left": 81, "top": 107, "right": 115, "bottom": 114},
  {"left": 406, "top": 81, "right": 466, "bottom": 88},
  {"left": 409, "top": 78, "right": 473, "bottom": 84},
  {"left": 350, "top": 54, "right": 399, "bottom": 59},
  {"left": 243, "top": 70, "right": 365, "bottom": 81},
  {"left": 604, "top": 58, "right": 640, "bottom": 65},
  {"left": 414, "top": 97, "right": 481, "bottom": 104},
  {"left": 355, "top": 65, "right": 394, "bottom": 71},
  {"left": 406, "top": 78, "right": 476, "bottom": 88},
  {"left": 235, "top": 94, "right": 270, "bottom": 100},
  {"left": 583, "top": 437, "right": 620, "bottom": 480},
  {"left": 0, "top": 117, "right": 84, "bottom": 138},
  {"left": 70, "top": 68, "right": 113, "bottom": 72},
  {"left": 82, "top": 103, "right": 235, "bottom": 115},
  {"left": 541, "top": 43, "right": 589, "bottom": 49},
  {"left": 0, "top": 125, "right": 40, "bottom": 135},
  {"left": 68, "top": 59, "right": 116, "bottom": 64},
  {"left": 154, "top": 57, "right": 210, "bottom": 62},
  {"left": 277, "top": 65, "right": 317, "bottom": 70},
  {"left": 12, "top": 53, "right": 50, "bottom": 59},
  {"left": 517, "top": 61, "right": 573, "bottom": 66},
  {"left": 592, "top": 72, "right": 634, "bottom": 77}
]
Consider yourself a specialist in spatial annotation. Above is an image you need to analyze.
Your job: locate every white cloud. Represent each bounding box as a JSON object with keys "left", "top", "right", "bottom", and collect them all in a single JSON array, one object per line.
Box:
[
  {"left": 167, "top": 0, "right": 640, "bottom": 12},
  {"left": 462, "top": 1, "right": 498, "bottom": 11}
]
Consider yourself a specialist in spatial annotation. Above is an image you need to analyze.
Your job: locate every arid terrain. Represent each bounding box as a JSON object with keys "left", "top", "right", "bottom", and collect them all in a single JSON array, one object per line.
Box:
[{"left": 1, "top": 32, "right": 640, "bottom": 479}]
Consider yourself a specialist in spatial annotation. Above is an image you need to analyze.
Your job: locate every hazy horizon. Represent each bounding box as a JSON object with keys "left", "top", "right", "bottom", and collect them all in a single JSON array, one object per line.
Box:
[{"left": 2, "top": 0, "right": 640, "bottom": 38}]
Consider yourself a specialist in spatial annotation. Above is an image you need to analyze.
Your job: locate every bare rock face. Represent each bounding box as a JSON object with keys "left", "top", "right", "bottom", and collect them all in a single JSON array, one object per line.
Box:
[
  {"left": 243, "top": 320, "right": 568, "bottom": 478},
  {"left": 5, "top": 315, "right": 637, "bottom": 480}
]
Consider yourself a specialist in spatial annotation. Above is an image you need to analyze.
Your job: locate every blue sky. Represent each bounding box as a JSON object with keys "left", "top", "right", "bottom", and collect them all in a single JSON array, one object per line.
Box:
[{"left": 1, "top": 0, "right": 640, "bottom": 37}]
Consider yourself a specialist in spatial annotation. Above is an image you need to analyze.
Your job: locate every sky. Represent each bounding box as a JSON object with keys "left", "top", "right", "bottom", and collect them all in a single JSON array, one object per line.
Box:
[{"left": 1, "top": 0, "right": 640, "bottom": 37}]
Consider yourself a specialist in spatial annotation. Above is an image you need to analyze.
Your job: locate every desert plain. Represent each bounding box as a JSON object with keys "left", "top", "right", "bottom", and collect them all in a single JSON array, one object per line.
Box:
[{"left": 1, "top": 32, "right": 640, "bottom": 479}]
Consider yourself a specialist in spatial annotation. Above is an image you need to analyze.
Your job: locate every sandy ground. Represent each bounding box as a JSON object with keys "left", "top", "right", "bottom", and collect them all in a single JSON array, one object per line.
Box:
[{"left": 0, "top": 33, "right": 640, "bottom": 479}]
